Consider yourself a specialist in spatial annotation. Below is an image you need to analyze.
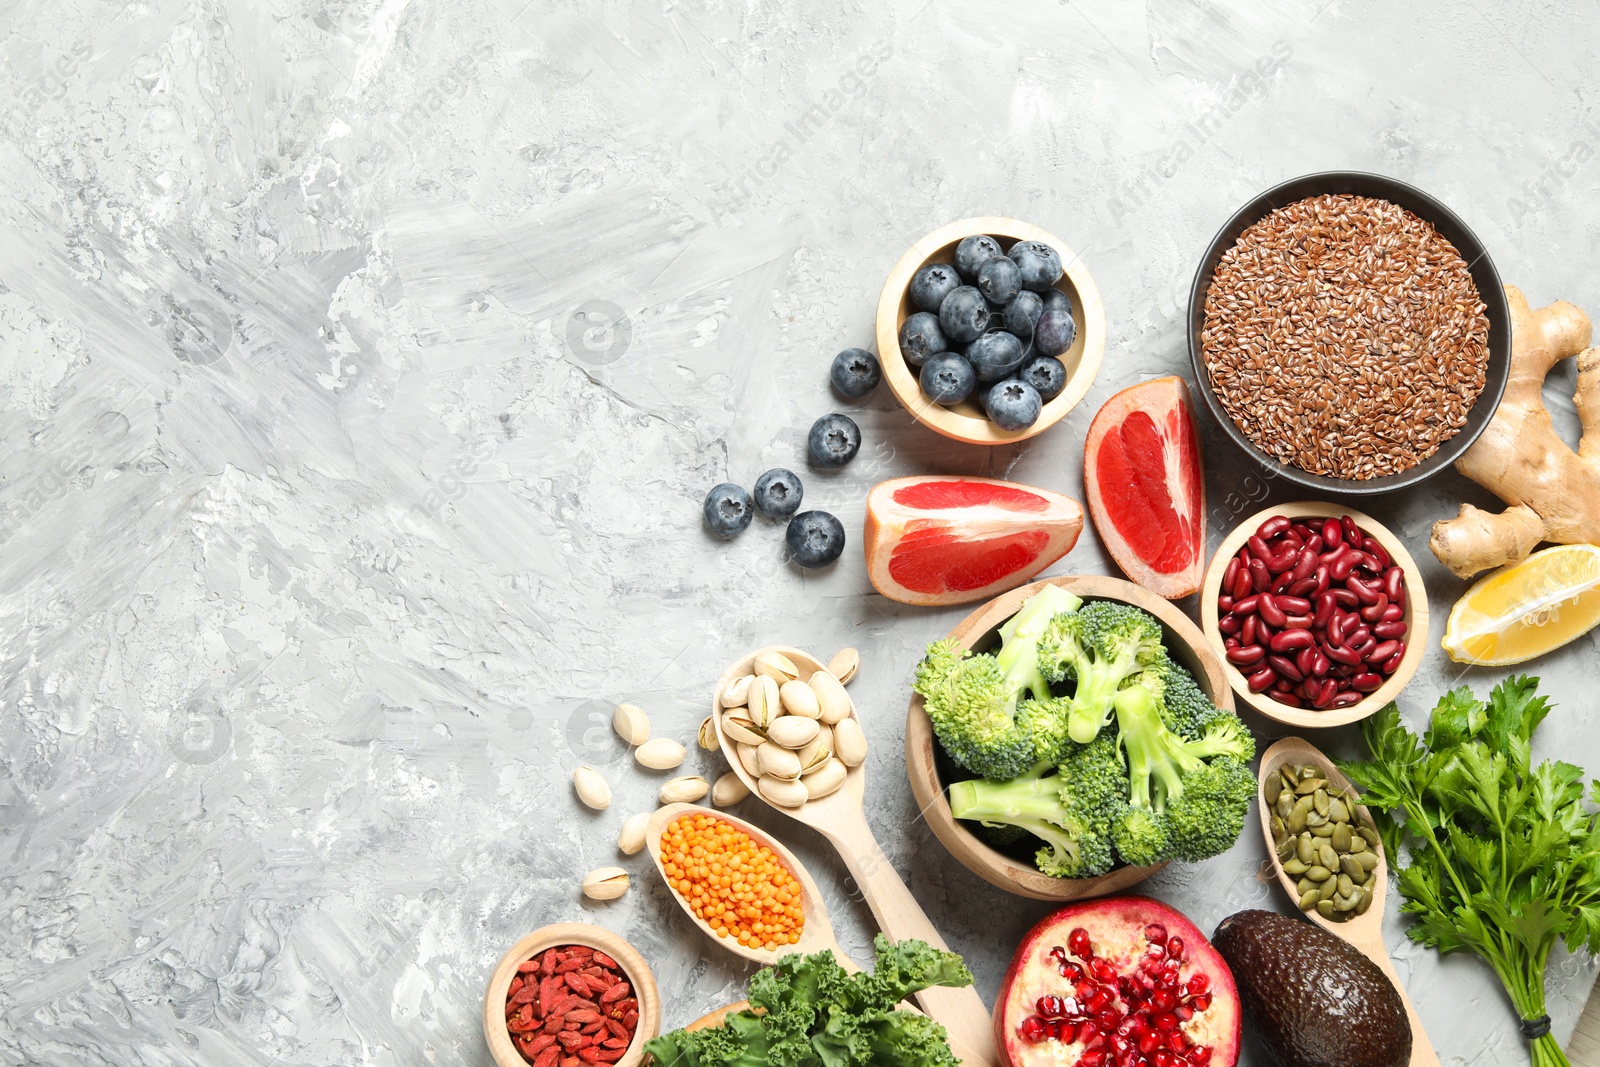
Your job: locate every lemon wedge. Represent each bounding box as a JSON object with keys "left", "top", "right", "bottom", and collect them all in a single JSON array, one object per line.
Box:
[{"left": 1443, "top": 544, "right": 1600, "bottom": 665}]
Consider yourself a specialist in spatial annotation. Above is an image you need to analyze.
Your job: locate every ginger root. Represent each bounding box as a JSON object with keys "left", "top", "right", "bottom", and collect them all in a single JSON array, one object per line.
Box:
[{"left": 1430, "top": 286, "right": 1599, "bottom": 578}]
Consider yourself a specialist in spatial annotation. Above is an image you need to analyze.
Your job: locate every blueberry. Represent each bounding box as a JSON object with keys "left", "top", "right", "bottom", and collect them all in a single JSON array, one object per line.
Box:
[
  {"left": 703, "top": 483, "right": 754, "bottom": 539},
  {"left": 976, "top": 256, "right": 1022, "bottom": 305},
  {"left": 1011, "top": 241, "right": 1064, "bottom": 291},
  {"left": 1018, "top": 355, "right": 1067, "bottom": 401},
  {"left": 753, "top": 468, "right": 804, "bottom": 518},
  {"left": 954, "top": 234, "right": 1004, "bottom": 281},
  {"left": 785, "top": 510, "right": 846, "bottom": 568},
  {"left": 1034, "top": 307, "right": 1078, "bottom": 357},
  {"left": 1002, "top": 290, "right": 1044, "bottom": 340},
  {"left": 1039, "top": 287, "right": 1073, "bottom": 314},
  {"left": 908, "top": 262, "right": 963, "bottom": 313},
  {"left": 920, "top": 352, "right": 976, "bottom": 405},
  {"left": 830, "top": 347, "right": 881, "bottom": 399},
  {"left": 939, "top": 285, "right": 989, "bottom": 343},
  {"left": 984, "top": 379, "right": 1043, "bottom": 430},
  {"left": 808, "top": 413, "right": 861, "bottom": 467},
  {"left": 898, "top": 312, "right": 948, "bottom": 367},
  {"left": 965, "top": 329, "right": 1027, "bottom": 382}
]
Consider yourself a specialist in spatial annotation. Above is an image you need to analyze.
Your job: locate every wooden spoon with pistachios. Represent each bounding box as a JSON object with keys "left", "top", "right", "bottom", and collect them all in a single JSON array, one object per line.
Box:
[{"left": 1258, "top": 736, "right": 1439, "bottom": 1067}]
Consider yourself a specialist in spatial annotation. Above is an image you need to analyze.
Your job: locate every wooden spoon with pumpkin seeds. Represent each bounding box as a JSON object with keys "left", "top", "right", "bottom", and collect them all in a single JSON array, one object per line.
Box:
[{"left": 1257, "top": 736, "right": 1439, "bottom": 1067}]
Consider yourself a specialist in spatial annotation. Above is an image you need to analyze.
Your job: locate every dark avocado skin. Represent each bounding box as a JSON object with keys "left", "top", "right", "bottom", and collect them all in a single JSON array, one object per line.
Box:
[{"left": 1213, "top": 910, "right": 1411, "bottom": 1067}]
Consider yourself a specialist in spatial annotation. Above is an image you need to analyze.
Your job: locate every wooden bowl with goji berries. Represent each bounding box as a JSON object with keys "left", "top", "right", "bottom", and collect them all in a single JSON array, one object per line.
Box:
[
  {"left": 483, "top": 923, "right": 660, "bottom": 1067},
  {"left": 1200, "top": 501, "right": 1429, "bottom": 729}
]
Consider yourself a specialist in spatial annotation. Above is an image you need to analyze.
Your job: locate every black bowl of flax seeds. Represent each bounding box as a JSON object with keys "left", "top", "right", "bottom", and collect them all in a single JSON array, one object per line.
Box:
[{"left": 1187, "top": 172, "right": 1511, "bottom": 495}]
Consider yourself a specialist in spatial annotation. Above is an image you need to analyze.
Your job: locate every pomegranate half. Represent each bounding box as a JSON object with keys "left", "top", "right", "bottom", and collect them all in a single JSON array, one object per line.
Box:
[
  {"left": 995, "top": 896, "right": 1241, "bottom": 1067},
  {"left": 1083, "top": 377, "right": 1206, "bottom": 599}
]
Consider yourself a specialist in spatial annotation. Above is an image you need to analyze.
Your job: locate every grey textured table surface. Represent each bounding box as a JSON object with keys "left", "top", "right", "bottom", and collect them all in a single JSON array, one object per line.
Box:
[{"left": 4, "top": 1, "right": 1600, "bottom": 1064}]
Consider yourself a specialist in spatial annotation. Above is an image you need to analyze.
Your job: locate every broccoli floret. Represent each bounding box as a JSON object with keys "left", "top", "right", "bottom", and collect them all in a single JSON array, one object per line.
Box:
[
  {"left": 914, "top": 586, "right": 1081, "bottom": 780},
  {"left": 946, "top": 745, "right": 1122, "bottom": 879},
  {"left": 1112, "top": 805, "right": 1171, "bottom": 868},
  {"left": 1039, "top": 601, "right": 1168, "bottom": 744},
  {"left": 1144, "top": 649, "right": 1223, "bottom": 739},
  {"left": 1165, "top": 758, "right": 1256, "bottom": 861}
]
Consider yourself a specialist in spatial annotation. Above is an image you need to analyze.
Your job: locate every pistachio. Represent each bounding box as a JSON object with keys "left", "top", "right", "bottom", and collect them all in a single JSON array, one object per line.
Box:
[
  {"left": 758, "top": 775, "right": 809, "bottom": 808},
  {"left": 617, "top": 812, "right": 649, "bottom": 855},
  {"left": 827, "top": 647, "right": 859, "bottom": 685},
  {"left": 808, "top": 669, "right": 852, "bottom": 725},
  {"left": 720, "top": 673, "right": 754, "bottom": 708},
  {"left": 736, "top": 743, "right": 761, "bottom": 778},
  {"left": 754, "top": 651, "right": 801, "bottom": 684},
  {"left": 635, "top": 737, "right": 686, "bottom": 771},
  {"left": 757, "top": 743, "right": 803, "bottom": 781},
  {"left": 722, "top": 713, "right": 768, "bottom": 747},
  {"left": 712, "top": 772, "right": 750, "bottom": 807},
  {"left": 698, "top": 715, "right": 719, "bottom": 751},
  {"left": 573, "top": 766, "right": 611, "bottom": 810},
  {"left": 832, "top": 717, "right": 867, "bottom": 768},
  {"left": 748, "top": 676, "right": 781, "bottom": 730},
  {"left": 613, "top": 703, "right": 651, "bottom": 746},
  {"left": 767, "top": 716, "right": 821, "bottom": 751},
  {"left": 796, "top": 735, "right": 833, "bottom": 774},
  {"left": 779, "top": 679, "right": 822, "bottom": 720},
  {"left": 803, "top": 758, "right": 848, "bottom": 800},
  {"left": 582, "top": 866, "right": 630, "bottom": 900},
  {"left": 659, "top": 775, "right": 710, "bottom": 804}
]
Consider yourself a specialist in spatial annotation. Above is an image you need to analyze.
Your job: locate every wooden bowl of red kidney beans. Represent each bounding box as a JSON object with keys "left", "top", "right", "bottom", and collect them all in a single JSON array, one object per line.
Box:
[
  {"left": 483, "top": 923, "right": 660, "bottom": 1067},
  {"left": 1199, "top": 502, "right": 1430, "bottom": 729}
]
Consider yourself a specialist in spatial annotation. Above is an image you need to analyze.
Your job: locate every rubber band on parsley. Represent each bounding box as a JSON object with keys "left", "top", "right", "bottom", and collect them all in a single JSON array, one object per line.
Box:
[
  {"left": 643, "top": 935, "right": 971, "bottom": 1067},
  {"left": 1339, "top": 677, "right": 1600, "bottom": 1067}
]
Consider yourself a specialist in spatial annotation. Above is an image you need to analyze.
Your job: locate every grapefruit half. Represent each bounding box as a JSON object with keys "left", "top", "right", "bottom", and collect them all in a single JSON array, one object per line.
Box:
[
  {"left": 1083, "top": 376, "right": 1206, "bottom": 599},
  {"left": 864, "top": 476, "right": 1083, "bottom": 606}
]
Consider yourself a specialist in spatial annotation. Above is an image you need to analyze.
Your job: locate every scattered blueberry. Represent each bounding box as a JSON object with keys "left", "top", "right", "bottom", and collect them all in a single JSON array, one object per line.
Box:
[
  {"left": 898, "top": 312, "right": 948, "bottom": 367},
  {"left": 920, "top": 352, "right": 977, "bottom": 405},
  {"left": 985, "top": 378, "right": 1043, "bottom": 430},
  {"left": 954, "top": 234, "right": 1004, "bottom": 281},
  {"left": 965, "top": 329, "right": 1028, "bottom": 382},
  {"left": 830, "top": 347, "right": 881, "bottom": 399},
  {"left": 808, "top": 413, "right": 861, "bottom": 468},
  {"left": 1011, "top": 241, "right": 1064, "bottom": 291},
  {"left": 703, "top": 483, "right": 754, "bottom": 539},
  {"left": 976, "top": 256, "right": 1022, "bottom": 305},
  {"left": 908, "top": 263, "right": 963, "bottom": 313},
  {"left": 753, "top": 468, "right": 804, "bottom": 518},
  {"left": 1039, "top": 287, "right": 1073, "bottom": 315},
  {"left": 785, "top": 510, "right": 846, "bottom": 568},
  {"left": 1019, "top": 355, "right": 1067, "bottom": 401},
  {"left": 1034, "top": 307, "right": 1078, "bottom": 357},
  {"left": 1002, "top": 290, "right": 1044, "bottom": 340},
  {"left": 939, "top": 285, "right": 990, "bottom": 343}
]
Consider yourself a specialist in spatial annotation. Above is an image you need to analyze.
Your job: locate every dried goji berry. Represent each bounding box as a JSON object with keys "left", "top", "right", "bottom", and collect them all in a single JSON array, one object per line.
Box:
[
  {"left": 599, "top": 982, "right": 629, "bottom": 1005},
  {"left": 566, "top": 1010, "right": 601, "bottom": 1026},
  {"left": 526, "top": 1034, "right": 558, "bottom": 1054},
  {"left": 556, "top": 956, "right": 586, "bottom": 975},
  {"left": 532, "top": 1049, "right": 559, "bottom": 1067},
  {"left": 603, "top": 1019, "right": 627, "bottom": 1040},
  {"left": 561, "top": 1056, "right": 581, "bottom": 1067},
  {"left": 556, "top": 1030, "right": 587, "bottom": 1051},
  {"left": 592, "top": 1049, "right": 625, "bottom": 1063},
  {"left": 511, "top": 986, "right": 538, "bottom": 1006},
  {"left": 622, "top": 1010, "right": 638, "bottom": 1029},
  {"left": 602, "top": 1037, "right": 627, "bottom": 1050},
  {"left": 517, "top": 960, "right": 540, "bottom": 974},
  {"left": 567, "top": 945, "right": 594, "bottom": 958},
  {"left": 576, "top": 1049, "right": 605, "bottom": 1063},
  {"left": 542, "top": 1015, "right": 563, "bottom": 1035},
  {"left": 592, "top": 952, "right": 618, "bottom": 970}
]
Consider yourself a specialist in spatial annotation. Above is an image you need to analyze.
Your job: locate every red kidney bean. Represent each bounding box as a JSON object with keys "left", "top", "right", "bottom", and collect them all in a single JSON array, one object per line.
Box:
[
  {"left": 1218, "top": 613, "right": 1241, "bottom": 635},
  {"left": 1249, "top": 558, "right": 1271, "bottom": 592},
  {"left": 1329, "top": 548, "right": 1357, "bottom": 582},
  {"left": 1329, "top": 691, "right": 1363, "bottom": 708},
  {"left": 1218, "top": 595, "right": 1234, "bottom": 613},
  {"left": 1247, "top": 535, "right": 1273, "bottom": 563},
  {"left": 1364, "top": 536, "right": 1392, "bottom": 570},
  {"left": 1268, "top": 654, "right": 1303, "bottom": 682},
  {"left": 1321, "top": 517, "right": 1344, "bottom": 546},
  {"left": 1380, "top": 602, "right": 1404, "bottom": 622},
  {"left": 1348, "top": 576, "right": 1382, "bottom": 606},
  {"left": 1284, "top": 614, "right": 1314, "bottom": 630},
  {"left": 1330, "top": 587, "right": 1359, "bottom": 608},
  {"left": 1296, "top": 645, "right": 1317, "bottom": 673},
  {"left": 1289, "top": 549, "right": 1316, "bottom": 584},
  {"left": 1271, "top": 570, "right": 1295, "bottom": 594},
  {"left": 1231, "top": 565, "right": 1253, "bottom": 600},
  {"left": 1318, "top": 679, "right": 1343, "bottom": 709},
  {"left": 1276, "top": 595, "right": 1311, "bottom": 615},
  {"left": 1224, "top": 636, "right": 1240, "bottom": 649},
  {"left": 1270, "top": 690, "right": 1303, "bottom": 708},
  {"left": 1233, "top": 593, "right": 1261, "bottom": 615},
  {"left": 1258, "top": 595, "right": 1288, "bottom": 628},
  {"left": 1382, "top": 647, "right": 1405, "bottom": 674},
  {"left": 1310, "top": 651, "right": 1330, "bottom": 677},
  {"left": 1258, "top": 619, "right": 1278, "bottom": 644},
  {"left": 1383, "top": 566, "right": 1404, "bottom": 602},
  {"left": 1325, "top": 642, "right": 1361, "bottom": 666},
  {"left": 1373, "top": 620, "right": 1408, "bottom": 639},
  {"left": 1288, "top": 577, "right": 1318, "bottom": 598},
  {"left": 1348, "top": 625, "right": 1372, "bottom": 648},
  {"left": 1242, "top": 614, "right": 1259, "bottom": 647},
  {"left": 1222, "top": 556, "right": 1240, "bottom": 594},
  {"left": 1359, "top": 595, "right": 1390, "bottom": 623},
  {"left": 1246, "top": 667, "right": 1276, "bottom": 693},
  {"left": 1274, "top": 676, "right": 1294, "bottom": 693},
  {"left": 1312, "top": 564, "right": 1331, "bottom": 596},
  {"left": 1313, "top": 593, "right": 1335, "bottom": 629},
  {"left": 1328, "top": 612, "right": 1347, "bottom": 646},
  {"left": 1270, "top": 628, "right": 1315, "bottom": 653},
  {"left": 1257, "top": 516, "right": 1291, "bottom": 539},
  {"left": 1226, "top": 645, "right": 1265, "bottom": 667},
  {"left": 1342, "top": 515, "right": 1361, "bottom": 543},
  {"left": 1369, "top": 639, "right": 1399, "bottom": 664},
  {"left": 1352, "top": 672, "right": 1383, "bottom": 693}
]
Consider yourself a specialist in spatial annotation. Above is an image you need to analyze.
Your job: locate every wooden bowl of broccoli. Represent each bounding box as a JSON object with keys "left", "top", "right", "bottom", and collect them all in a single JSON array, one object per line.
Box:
[{"left": 904, "top": 574, "right": 1242, "bottom": 900}]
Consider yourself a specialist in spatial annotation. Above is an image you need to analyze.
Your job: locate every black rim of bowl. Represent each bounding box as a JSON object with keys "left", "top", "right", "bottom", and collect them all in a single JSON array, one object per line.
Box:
[{"left": 1186, "top": 171, "right": 1511, "bottom": 496}]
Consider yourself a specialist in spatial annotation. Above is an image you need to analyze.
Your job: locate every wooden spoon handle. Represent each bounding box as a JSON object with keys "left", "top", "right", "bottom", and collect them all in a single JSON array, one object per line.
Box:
[
  {"left": 821, "top": 814, "right": 998, "bottom": 1066},
  {"left": 1346, "top": 928, "right": 1440, "bottom": 1067}
]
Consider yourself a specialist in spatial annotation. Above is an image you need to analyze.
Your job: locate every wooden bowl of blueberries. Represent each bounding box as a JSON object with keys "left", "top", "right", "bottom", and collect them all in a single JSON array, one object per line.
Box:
[{"left": 875, "top": 217, "right": 1106, "bottom": 445}]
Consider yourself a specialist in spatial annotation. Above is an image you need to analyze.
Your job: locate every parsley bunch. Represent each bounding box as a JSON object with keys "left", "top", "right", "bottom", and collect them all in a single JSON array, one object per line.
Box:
[{"left": 1341, "top": 677, "right": 1600, "bottom": 1067}]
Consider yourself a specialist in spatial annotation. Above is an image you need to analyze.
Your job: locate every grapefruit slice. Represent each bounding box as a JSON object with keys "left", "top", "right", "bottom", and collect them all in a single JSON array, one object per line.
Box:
[
  {"left": 1083, "top": 376, "right": 1206, "bottom": 599},
  {"left": 864, "top": 476, "right": 1083, "bottom": 606}
]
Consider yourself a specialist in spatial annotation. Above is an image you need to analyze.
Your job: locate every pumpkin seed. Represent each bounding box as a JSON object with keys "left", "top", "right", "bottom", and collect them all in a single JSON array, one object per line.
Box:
[
  {"left": 1295, "top": 777, "right": 1327, "bottom": 795},
  {"left": 1277, "top": 792, "right": 1295, "bottom": 819},
  {"left": 1318, "top": 842, "right": 1339, "bottom": 871},
  {"left": 1317, "top": 879, "right": 1339, "bottom": 903},
  {"left": 1283, "top": 858, "right": 1309, "bottom": 876},
  {"left": 1331, "top": 823, "right": 1352, "bottom": 852},
  {"left": 1349, "top": 834, "right": 1368, "bottom": 855},
  {"left": 1300, "top": 765, "right": 1319, "bottom": 781},
  {"left": 613, "top": 703, "right": 651, "bottom": 746},
  {"left": 582, "top": 867, "right": 630, "bottom": 901},
  {"left": 1356, "top": 887, "right": 1374, "bottom": 915},
  {"left": 573, "top": 766, "right": 611, "bottom": 810},
  {"left": 1297, "top": 835, "right": 1315, "bottom": 864},
  {"left": 1310, "top": 822, "right": 1335, "bottom": 838},
  {"left": 1334, "top": 892, "right": 1360, "bottom": 912},
  {"left": 1270, "top": 815, "right": 1287, "bottom": 845},
  {"left": 1313, "top": 788, "right": 1330, "bottom": 816},
  {"left": 1340, "top": 855, "right": 1365, "bottom": 881},
  {"left": 1355, "top": 851, "right": 1379, "bottom": 872},
  {"left": 1316, "top": 899, "right": 1337, "bottom": 919},
  {"left": 1278, "top": 838, "right": 1296, "bottom": 862},
  {"left": 1289, "top": 797, "right": 1312, "bottom": 832},
  {"left": 1305, "top": 810, "right": 1329, "bottom": 829},
  {"left": 827, "top": 647, "right": 859, "bottom": 684},
  {"left": 1297, "top": 877, "right": 1318, "bottom": 896},
  {"left": 1265, "top": 775, "right": 1283, "bottom": 805},
  {"left": 1306, "top": 865, "right": 1332, "bottom": 882},
  {"left": 1329, "top": 797, "right": 1349, "bottom": 823},
  {"left": 1359, "top": 825, "right": 1381, "bottom": 848},
  {"left": 1299, "top": 889, "right": 1321, "bottom": 910}
]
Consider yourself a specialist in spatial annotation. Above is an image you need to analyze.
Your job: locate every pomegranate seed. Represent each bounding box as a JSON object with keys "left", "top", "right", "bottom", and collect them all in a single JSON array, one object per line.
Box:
[
  {"left": 1095, "top": 1010, "right": 1122, "bottom": 1033},
  {"left": 1150, "top": 989, "right": 1177, "bottom": 1013},
  {"left": 1153, "top": 1052, "right": 1178, "bottom": 1067},
  {"left": 1153, "top": 1012, "right": 1179, "bottom": 1032},
  {"left": 1139, "top": 955, "right": 1162, "bottom": 975},
  {"left": 1051, "top": 946, "right": 1070, "bottom": 968},
  {"left": 1166, "top": 937, "right": 1185, "bottom": 961},
  {"left": 1084, "top": 1031, "right": 1108, "bottom": 1050},
  {"left": 1137, "top": 1030, "right": 1162, "bottom": 1055},
  {"left": 1076, "top": 1050, "right": 1106, "bottom": 1067},
  {"left": 1191, "top": 993, "right": 1211, "bottom": 1012},
  {"left": 1063, "top": 963, "right": 1085, "bottom": 982},
  {"left": 1175, "top": 1005, "right": 1193, "bottom": 1022},
  {"left": 1069, "top": 928, "right": 1093, "bottom": 958},
  {"left": 1168, "top": 1031, "right": 1190, "bottom": 1053},
  {"left": 1091, "top": 959, "right": 1118, "bottom": 984},
  {"left": 1110, "top": 1035, "right": 1132, "bottom": 1056},
  {"left": 1144, "top": 923, "right": 1168, "bottom": 944},
  {"left": 1185, "top": 973, "right": 1209, "bottom": 995},
  {"left": 1020, "top": 1017, "right": 1047, "bottom": 1043},
  {"left": 1049, "top": 1020, "right": 1076, "bottom": 1043},
  {"left": 1125, "top": 1013, "right": 1148, "bottom": 1036},
  {"left": 1076, "top": 979, "right": 1098, "bottom": 1000},
  {"left": 1158, "top": 964, "right": 1181, "bottom": 987},
  {"left": 1087, "top": 987, "right": 1115, "bottom": 1014},
  {"left": 1145, "top": 942, "right": 1167, "bottom": 960},
  {"left": 1189, "top": 1046, "right": 1214, "bottom": 1065}
]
